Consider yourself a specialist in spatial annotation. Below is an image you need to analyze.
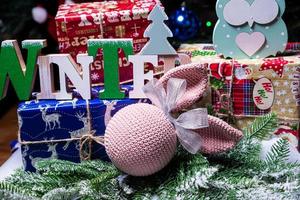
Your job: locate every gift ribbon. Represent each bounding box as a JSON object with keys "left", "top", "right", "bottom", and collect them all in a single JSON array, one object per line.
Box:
[
  {"left": 212, "top": 59, "right": 235, "bottom": 120},
  {"left": 78, "top": 101, "right": 104, "bottom": 161},
  {"left": 143, "top": 78, "right": 209, "bottom": 154}
]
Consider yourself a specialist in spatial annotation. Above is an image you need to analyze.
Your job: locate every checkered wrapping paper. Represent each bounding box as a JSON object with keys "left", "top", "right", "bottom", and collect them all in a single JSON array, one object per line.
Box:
[
  {"left": 232, "top": 79, "right": 270, "bottom": 116},
  {"left": 211, "top": 79, "right": 270, "bottom": 116}
]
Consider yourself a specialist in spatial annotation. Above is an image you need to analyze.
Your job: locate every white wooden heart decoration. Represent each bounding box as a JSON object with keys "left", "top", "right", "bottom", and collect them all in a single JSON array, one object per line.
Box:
[{"left": 235, "top": 32, "right": 266, "bottom": 56}]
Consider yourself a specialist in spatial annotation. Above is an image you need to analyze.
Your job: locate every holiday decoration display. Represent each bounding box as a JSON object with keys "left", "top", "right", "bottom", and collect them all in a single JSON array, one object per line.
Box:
[
  {"left": 2, "top": 113, "right": 300, "bottom": 199},
  {"left": 213, "top": 0, "right": 288, "bottom": 59},
  {"left": 104, "top": 63, "right": 243, "bottom": 176},
  {"left": 55, "top": 0, "right": 158, "bottom": 84},
  {"left": 18, "top": 85, "right": 150, "bottom": 171},
  {"left": 2, "top": 0, "right": 300, "bottom": 198},
  {"left": 169, "top": 3, "right": 200, "bottom": 41},
  {"left": 0, "top": 1, "right": 193, "bottom": 101}
]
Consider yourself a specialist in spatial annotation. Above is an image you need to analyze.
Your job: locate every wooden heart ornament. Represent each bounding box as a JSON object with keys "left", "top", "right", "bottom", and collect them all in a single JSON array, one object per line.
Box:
[{"left": 235, "top": 32, "right": 266, "bottom": 56}]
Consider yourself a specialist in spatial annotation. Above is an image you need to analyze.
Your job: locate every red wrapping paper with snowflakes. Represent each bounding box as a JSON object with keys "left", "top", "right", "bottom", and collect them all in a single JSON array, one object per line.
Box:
[
  {"left": 55, "top": 0, "right": 157, "bottom": 84},
  {"left": 203, "top": 56, "right": 300, "bottom": 148}
]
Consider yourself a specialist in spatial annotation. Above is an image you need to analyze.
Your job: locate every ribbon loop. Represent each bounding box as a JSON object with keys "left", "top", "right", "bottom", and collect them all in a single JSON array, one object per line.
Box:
[
  {"left": 175, "top": 108, "right": 209, "bottom": 130},
  {"left": 143, "top": 78, "right": 209, "bottom": 154},
  {"left": 79, "top": 132, "right": 105, "bottom": 161},
  {"left": 166, "top": 78, "right": 187, "bottom": 112},
  {"left": 176, "top": 127, "right": 203, "bottom": 154},
  {"left": 143, "top": 79, "right": 166, "bottom": 110}
]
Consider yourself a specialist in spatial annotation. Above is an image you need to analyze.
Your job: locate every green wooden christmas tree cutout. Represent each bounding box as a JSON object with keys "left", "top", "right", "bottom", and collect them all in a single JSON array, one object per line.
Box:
[{"left": 140, "top": 4, "right": 177, "bottom": 55}]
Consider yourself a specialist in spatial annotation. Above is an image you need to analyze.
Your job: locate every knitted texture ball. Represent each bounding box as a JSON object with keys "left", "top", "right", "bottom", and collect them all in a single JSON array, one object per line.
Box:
[{"left": 104, "top": 103, "right": 177, "bottom": 176}]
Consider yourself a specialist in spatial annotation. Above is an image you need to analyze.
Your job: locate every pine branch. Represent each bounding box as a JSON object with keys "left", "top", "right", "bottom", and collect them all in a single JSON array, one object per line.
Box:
[
  {"left": 42, "top": 188, "right": 80, "bottom": 200},
  {"left": 88, "top": 170, "right": 121, "bottom": 199},
  {"left": 0, "top": 182, "right": 36, "bottom": 200},
  {"left": 5, "top": 170, "right": 65, "bottom": 197},
  {"left": 265, "top": 139, "right": 290, "bottom": 166},
  {"left": 129, "top": 151, "right": 212, "bottom": 199},
  {"left": 243, "top": 113, "right": 278, "bottom": 140},
  {"left": 260, "top": 139, "right": 300, "bottom": 183},
  {"left": 90, "top": 170, "right": 120, "bottom": 187},
  {"left": 36, "top": 159, "right": 107, "bottom": 179},
  {"left": 220, "top": 137, "right": 262, "bottom": 168},
  {"left": 0, "top": 182, "right": 28, "bottom": 195},
  {"left": 1, "top": 112, "right": 300, "bottom": 200},
  {"left": 217, "top": 113, "right": 279, "bottom": 169},
  {"left": 0, "top": 190, "right": 37, "bottom": 200}
]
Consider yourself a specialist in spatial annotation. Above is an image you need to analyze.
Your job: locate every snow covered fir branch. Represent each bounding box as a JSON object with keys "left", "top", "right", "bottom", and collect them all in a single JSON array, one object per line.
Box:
[{"left": 1, "top": 113, "right": 300, "bottom": 200}]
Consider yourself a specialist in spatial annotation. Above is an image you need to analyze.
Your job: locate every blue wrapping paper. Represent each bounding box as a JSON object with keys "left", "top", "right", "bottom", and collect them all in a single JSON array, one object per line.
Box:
[{"left": 18, "top": 85, "right": 150, "bottom": 171}]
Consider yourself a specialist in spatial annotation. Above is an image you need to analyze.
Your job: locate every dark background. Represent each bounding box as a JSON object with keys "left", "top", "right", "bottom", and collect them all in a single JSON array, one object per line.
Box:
[
  {"left": 0, "top": 0, "right": 299, "bottom": 42},
  {"left": 0, "top": 0, "right": 299, "bottom": 116}
]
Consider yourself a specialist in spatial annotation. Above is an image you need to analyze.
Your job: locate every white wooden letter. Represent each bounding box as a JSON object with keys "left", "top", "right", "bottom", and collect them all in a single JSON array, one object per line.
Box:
[
  {"left": 129, "top": 55, "right": 158, "bottom": 98},
  {"left": 55, "top": 54, "right": 93, "bottom": 100},
  {"left": 37, "top": 56, "right": 56, "bottom": 99},
  {"left": 37, "top": 54, "right": 93, "bottom": 100}
]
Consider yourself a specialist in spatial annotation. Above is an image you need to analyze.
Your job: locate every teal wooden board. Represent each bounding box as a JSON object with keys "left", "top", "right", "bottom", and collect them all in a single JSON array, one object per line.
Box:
[{"left": 213, "top": 0, "right": 288, "bottom": 59}]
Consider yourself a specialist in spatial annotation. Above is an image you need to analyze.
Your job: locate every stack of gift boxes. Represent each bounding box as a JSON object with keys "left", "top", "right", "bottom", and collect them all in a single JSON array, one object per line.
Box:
[
  {"left": 179, "top": 44, "right": 300, "bottom": 149},
  {"left": 19, "top": 0, "right": 156, "bottom": 171},
  {"left": 18, "top": 1, "right": 300, "bottom": 171}
]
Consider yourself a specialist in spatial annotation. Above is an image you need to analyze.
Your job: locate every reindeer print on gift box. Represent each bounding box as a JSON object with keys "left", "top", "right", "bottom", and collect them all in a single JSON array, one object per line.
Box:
[
  {"left": 29, "top": 143, "right": 58, "bottom": 168},
  {"left": 21, "top": 145, "right": 29, "bottom": 168},
  {"left": 39, "top": 105, "right": 62, "bottom": 131},
  {"left": 103, "top": 100, "right": 117, "bottom": 126},
  {"left": 54, "top": 98, "right": 78, "bottom": 110},
  {"left": 213, "top": 0, "right": 288, "bottom": 59},
  {"left": 69, "top": 112, "right": 92, "bottom": 138}
]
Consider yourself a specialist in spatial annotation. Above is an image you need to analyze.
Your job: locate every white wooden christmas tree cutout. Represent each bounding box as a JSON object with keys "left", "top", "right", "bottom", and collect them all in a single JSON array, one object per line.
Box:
[
  {"left": 140, "top": 4, "right": 177, "bottom": 56},
  {"left": 139, "top": 4, "right": 178, "bottom": 73}
]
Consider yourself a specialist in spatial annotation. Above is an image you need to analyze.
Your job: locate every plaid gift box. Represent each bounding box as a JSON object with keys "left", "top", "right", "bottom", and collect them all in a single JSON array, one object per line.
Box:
[
  {"left": 232, "top": 79, "right": 270, "bottom": 116},
  {"left": 203, "top": 56, "right": 300, "bottom": 147}
]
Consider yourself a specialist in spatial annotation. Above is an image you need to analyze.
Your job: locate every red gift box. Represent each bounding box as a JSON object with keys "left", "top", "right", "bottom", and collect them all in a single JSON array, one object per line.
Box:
[{"left": 55, "top": 0, "right": 158, "bottom": 85}]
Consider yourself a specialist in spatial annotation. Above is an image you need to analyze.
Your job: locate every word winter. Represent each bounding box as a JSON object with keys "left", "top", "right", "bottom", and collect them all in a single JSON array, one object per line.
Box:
[{"left": 0, "top": 39, "right": 190, "bottom": 101}]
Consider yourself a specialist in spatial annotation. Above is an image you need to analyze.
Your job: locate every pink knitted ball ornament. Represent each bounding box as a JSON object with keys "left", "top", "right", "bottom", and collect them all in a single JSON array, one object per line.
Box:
[{"left": 104, "top": 103, "right": 177, "bottom": 176}]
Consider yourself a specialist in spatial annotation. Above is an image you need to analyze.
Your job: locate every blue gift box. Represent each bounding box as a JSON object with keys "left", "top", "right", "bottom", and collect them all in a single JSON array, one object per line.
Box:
[{"left": 18, "top": 85, "right": 150, "bottom": 171}]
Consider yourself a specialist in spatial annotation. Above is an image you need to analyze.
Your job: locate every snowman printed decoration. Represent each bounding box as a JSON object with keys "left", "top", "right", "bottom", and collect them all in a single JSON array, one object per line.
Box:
[{"left": 213, "top": 0, "right": 288, "bottom": 59}]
